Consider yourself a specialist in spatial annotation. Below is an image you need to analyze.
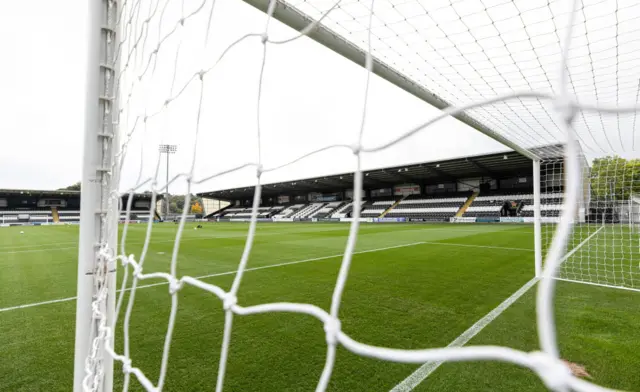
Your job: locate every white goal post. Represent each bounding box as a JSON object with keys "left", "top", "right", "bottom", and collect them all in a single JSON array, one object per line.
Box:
[{"left": 74, "top": 0, "right": 640, "bottom": 391}]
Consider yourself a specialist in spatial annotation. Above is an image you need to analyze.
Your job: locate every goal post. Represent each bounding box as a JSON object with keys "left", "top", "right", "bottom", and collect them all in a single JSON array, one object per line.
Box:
[
  {"left": 533, "top": 159, "right": 543, "bottom": 278},
  {"left": 73, "top": 0, "right": 119, "bottom": 390}
]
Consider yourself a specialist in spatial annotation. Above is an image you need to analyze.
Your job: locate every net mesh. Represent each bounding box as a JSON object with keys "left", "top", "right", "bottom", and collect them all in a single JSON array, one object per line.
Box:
[
  {"left": 82, "top": 0, "right": 639, "bottom": 391},
  {"left": 544, "top": 156, "right": 640, "bottom": 291}
]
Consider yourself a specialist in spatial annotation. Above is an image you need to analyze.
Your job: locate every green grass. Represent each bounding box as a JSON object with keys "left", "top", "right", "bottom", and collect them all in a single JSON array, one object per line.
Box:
[{"left": 1, "top": 222, "right": 639, "bottom": 391}]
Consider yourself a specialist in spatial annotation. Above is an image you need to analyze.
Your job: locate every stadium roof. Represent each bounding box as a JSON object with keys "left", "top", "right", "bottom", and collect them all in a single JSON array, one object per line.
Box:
[
  {"left": 0, "top": 189, "right": 158, "bottom": 198},
  {"left": 200, "top": 147, "right": 562, "bottom": 201},
  {"left": 0, "top": 189, "right": 81, "bottom": 197}
]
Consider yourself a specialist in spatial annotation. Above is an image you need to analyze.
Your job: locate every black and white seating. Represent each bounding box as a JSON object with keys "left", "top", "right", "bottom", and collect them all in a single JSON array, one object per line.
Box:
[
  {"left": 292, "top": 203, "right": 325, "bottom": 219},
  {"left": 385, "top": 194, "right": 470, "bottom": 220},
  {"left": 274, "top": 204, "right": 305, "bottom": 218},
  {"left": 466, "top": 191, "right": 564, "bottom": 218},
  {"left": 0, "top": 209, "right": 54, "bottom": 223},
  {"left": 311, "top": 202, "right": 343, "bottom": 218},
  {"left": 331, "top": 202, "right": 354, "bottom": 218}
]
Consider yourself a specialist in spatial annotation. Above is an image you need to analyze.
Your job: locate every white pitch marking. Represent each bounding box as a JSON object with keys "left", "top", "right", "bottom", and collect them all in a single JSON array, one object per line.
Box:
[
  {"left": 390, "top": 225, "right": 605, "bottom": 392},
  {"left": 389, "top": 277, "right": 539, "bottom": 392},
  {"left": 0, "top": 239, "right": 541, "bottom": 313},
  {"left": 0, "top": 241, "right": 426, "bottom": 313},
  {"left": 419, "top": 241, "right": 533, "bottom": 252},
  {"left": 0, "top": 229, "right": 317, "bottom": 254}
]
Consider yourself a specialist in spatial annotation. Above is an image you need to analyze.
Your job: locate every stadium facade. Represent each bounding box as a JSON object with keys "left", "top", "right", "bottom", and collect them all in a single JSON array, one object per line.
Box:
[
  {"left": 0, "top": 189, "right": 160, "bottom": 226},
  {"left": 198, "top": 148, "right": 581, "bottom": 224}
]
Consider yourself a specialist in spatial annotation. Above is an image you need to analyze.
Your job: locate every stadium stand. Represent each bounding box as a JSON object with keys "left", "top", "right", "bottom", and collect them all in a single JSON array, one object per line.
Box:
[
  {"left": 196, "top": 147, "right": 567, "bottom": 224},
  {"left": 0, "top": 210, "right": 54, "bottom": 223},
  {"left": 311, "top": 202, "right": 343, "bottom": 218},
  {"left": 274, "top": 204, "right": 305, "bottom": 218},
  {"left": 331, "top": 201, "right": 354, "bottom": 218},
  {"left": 464, "top": 191, "right": 564, "bottom": 218},
  {"left": 206, "top": 204, "right": 233, "bottom": 219},
  {"left": 0, "top": 189, "right": 160, "bottom": 226},
  {"left": 385, "top": 193, "right": 472, "bottom": 221},
  {"left": 58, "top": 210, "right": 81, "bottom": 222},
  {"left": 292, "top": 203, "right": 325, "bottom": 219},
  {"left": 360, "top": 198, "right": 389, "bottom": 218},
  {"left": 361, "top": 197, "right": 397, "bottom": 218},
  {"left": 520, "top": 193, "right": 564, "bottom": 217}
]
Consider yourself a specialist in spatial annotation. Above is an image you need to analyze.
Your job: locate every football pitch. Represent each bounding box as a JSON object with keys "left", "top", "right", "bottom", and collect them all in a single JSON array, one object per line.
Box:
[{"left": 1, "top": 222, "right": 639, "bottom": 391}]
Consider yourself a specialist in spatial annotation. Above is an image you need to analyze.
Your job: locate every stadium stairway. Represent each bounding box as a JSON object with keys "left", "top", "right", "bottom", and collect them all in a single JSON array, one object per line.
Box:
[
  {"left": 204, "top": 204, "right": 232, "bottom": 219},
  {"left": 455, "top": 191, "right": 479, "bottom": 217},
  {"left": 51, "top": 207, "right": 60, "bottom": 223},
  {"left": 379, "top": 196, "right": 407, "bottom": 217}
]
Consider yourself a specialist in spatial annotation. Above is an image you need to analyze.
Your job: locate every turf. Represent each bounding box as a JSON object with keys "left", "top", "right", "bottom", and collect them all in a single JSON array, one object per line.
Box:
[{"left": 0, "top": 222, "right": 638, "bottom": 391}]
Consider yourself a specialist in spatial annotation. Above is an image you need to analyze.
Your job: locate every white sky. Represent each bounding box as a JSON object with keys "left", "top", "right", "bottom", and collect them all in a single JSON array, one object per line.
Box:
[
  {"left": 0, "top": 0, "right": 509, "bottom": 194},
  {"left": 7, "top": 0, "right": 639, "bottom": 195}
]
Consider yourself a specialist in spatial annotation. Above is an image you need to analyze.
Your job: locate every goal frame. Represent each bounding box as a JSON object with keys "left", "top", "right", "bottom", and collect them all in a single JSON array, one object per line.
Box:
[
  {"left": 73, "top": 0, "right": 119, "bottom": 391},
  {"left": 72, "top": 1, "right": 550, "bottom": 390},
  {"left": 73, "top": 0, "right": 638, "bottom": 391}
]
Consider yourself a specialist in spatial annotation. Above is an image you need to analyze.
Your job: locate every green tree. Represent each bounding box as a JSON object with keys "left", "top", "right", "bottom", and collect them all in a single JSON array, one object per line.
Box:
[
  {"left": 590, "top": 156, "right": 640, "bottom": 200},
  {"left": 164, "top": 194, "right": 204, "bottom": 214},
  {"left": 59, "top": 182, "right": 81, "bottom": 191}
]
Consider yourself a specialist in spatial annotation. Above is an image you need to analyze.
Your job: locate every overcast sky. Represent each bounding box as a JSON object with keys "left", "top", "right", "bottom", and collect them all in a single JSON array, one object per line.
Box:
[
  {"left": 0, "top": 0, "right": 513, "bottom": 195},
  {"left": 7, "top": 0, "right": 639, "bottom": 195}
]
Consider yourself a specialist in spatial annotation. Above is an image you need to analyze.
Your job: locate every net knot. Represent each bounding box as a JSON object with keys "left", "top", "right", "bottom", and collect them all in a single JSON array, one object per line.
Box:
[
  {"left": 256, "top": 164, "right": 263, "bottom": 177},
  {"left": 169, "top": 278, "right": 184, "bottom": 294},
  {"left": 553, "top": 98, "right": 577, "bottom": 124},
  {"left": 123, "top": 254, "right": 135, "bottom": 266},
  {"left": 351, "top": 143, "right": 361, "bottom": 155},
  {"left": 122, "top": 358, "right": 133, "bottom": 374},
  {"left": 323, "top": 317, "right": 341, "bottom": 345},
  {"left": 98, "top": 245, "right": 113, "bottom": 260},
  {"left": 132, "top": 262, "right": 143, "bottom": 278},
  {"left": 261, "top": 33, "right": 268, "bottom": 44},
  {"left": 529, "top": 351, "right": 571, "bottom": 391},
  {"left": 223, "top": 294, "right": 237, "bottom": 310}
]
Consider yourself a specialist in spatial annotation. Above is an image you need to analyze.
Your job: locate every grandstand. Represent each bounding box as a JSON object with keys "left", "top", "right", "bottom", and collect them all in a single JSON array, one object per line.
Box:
[
  {"left": 199, "top": 148, "right": 563, "bottom": 223},
  {"left": 0, "top": 189, "right": 161, "bottom": 226}
]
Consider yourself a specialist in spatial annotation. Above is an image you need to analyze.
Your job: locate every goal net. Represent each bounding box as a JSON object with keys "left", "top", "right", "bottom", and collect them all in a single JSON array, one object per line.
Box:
[
  {"left": 542, "top": 156, "right": 640, "bottom": 291},
  {"left": 75, "top": 0, "right": 640, "bottom": 391}
]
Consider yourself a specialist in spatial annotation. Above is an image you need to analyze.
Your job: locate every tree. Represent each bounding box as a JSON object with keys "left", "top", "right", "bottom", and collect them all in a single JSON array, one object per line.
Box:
[
  {"left": 165, "top": 194, "right": 203, "bottom": 213},
  {"left": 191, "top": 201, "right": 203, "bottom": 214},
  {"left": 590, "top": 156, "right": 640, "bottom": 200},
  {"left": 59, "top": 182, "right": 81, "bottom": 191}
]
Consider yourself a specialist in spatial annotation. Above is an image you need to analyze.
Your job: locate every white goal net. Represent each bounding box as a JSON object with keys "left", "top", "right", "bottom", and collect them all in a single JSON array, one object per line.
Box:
[
  {"left": 75, "top": 0, "right": 640, "bottom": 391},
  {"left": 542, "top": 156, "right": 640, "bottom": 291}
]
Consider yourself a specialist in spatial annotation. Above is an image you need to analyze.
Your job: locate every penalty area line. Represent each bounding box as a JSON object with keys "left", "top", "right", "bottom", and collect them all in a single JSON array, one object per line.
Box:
[{"left": 390, "top": 225, "right": 606, "bottom": 391}]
